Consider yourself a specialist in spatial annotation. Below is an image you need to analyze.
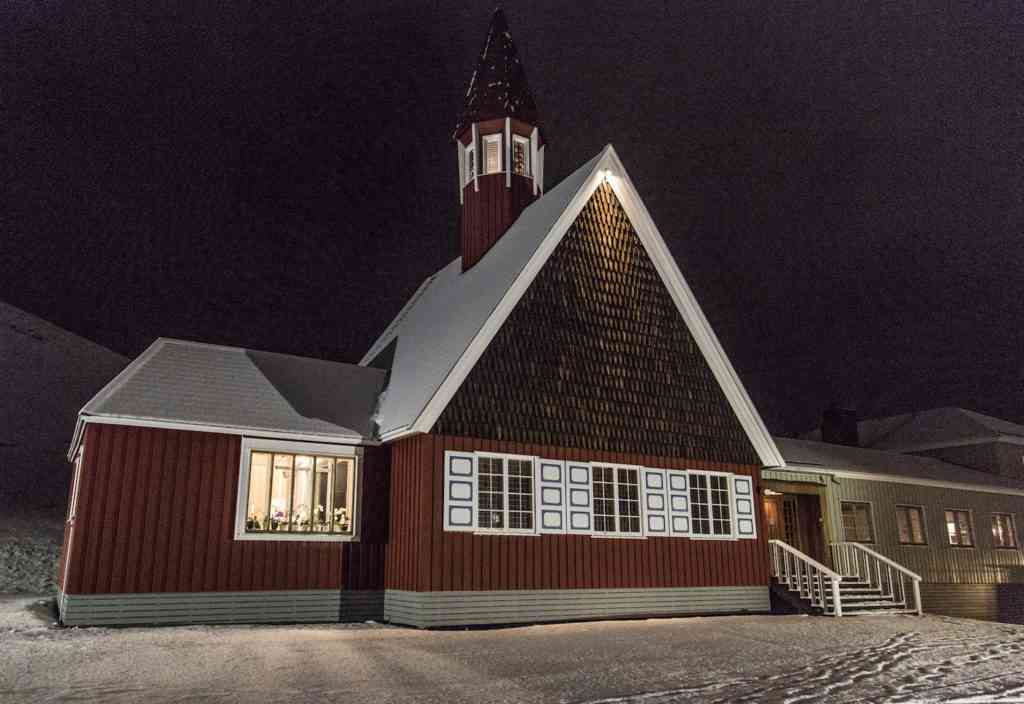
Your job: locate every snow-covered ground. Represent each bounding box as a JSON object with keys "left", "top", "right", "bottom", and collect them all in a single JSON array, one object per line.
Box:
[
  {"left": 3, "top": 598, "right": 1024, "bottom": 704},
  {"left": 0, "top": 301, "right": 126, "bottom": 594}
]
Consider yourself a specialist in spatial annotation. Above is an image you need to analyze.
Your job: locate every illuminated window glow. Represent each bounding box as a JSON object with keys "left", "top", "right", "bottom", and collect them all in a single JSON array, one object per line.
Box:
[{"left": 245, "top": 451, "right": 355, "bottom": 535}]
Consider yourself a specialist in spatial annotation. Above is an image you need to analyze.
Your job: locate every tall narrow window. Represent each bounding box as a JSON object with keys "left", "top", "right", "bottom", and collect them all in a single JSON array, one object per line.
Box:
[
  {"left": 507, "top": 459, "right": 534, "bottom": 530},
  {"left": 477, "top": 456, "right": 505, "bottom": 529},
  {"left": 690, "top": 472, "right": 732, "bottom": 537},
  {"left": 242, "top": 448, "right": 357, "bottom": 537},
  {"left": 617, "top": 468, "right": 640, "bottom": 533},
  {"left": 512, "top": 135, "right": 531, "bottom": 176},
  {"left": 483, "top": 134, "right": 502, "bottom": 173},
  {"left": 945, "top": 509, "right": 974, "bottom": 547},
  {"left": 593, "top": 466, "right": 617, "bottom": 532},
  {"left": 992, "top": 513, "right": 1017, "bottom": 549},
  {"left": 895, "top": 505, "right": 927, "bottom": 545},
  {"left": 465, "top": 143, "right": 476, "bottom": 184}
]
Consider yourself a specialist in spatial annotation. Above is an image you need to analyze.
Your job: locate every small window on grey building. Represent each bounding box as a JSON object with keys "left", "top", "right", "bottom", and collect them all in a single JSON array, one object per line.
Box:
[
  {"left": 841, "top": 501, "right": 874, "bottom": 543},
  {"left": 896, "top": 505, "right": 927, "bottom": 545},
  {"left": 945, "top": 509, "right": 974, "bottom": 547},
  {"left": 992, "top": 513, "right": 1018, "bottom": 549}
]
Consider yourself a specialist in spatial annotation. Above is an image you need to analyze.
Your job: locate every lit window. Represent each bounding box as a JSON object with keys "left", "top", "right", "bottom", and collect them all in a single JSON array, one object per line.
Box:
[
  {"left": 895, "top": 505, "right": 926, "bottom": 545},
  {"left": 992, "top": 513, "right": 1017, "bottom": 549},
  {"left": 512, "top": 135, "right": 531, "bottom": 176},
  {"left": 244, "top": 449, "right": 356, "bottom": 536},
  {"left": 945, "top": 509, "right": 974, "bottom": 547},
  {"left": 465, "top": 143, "right": 476, "bottom": 184},
  {"left": 592, "top": 465, "right": 641, "bottom": 535},
  {"left": 841, "top": 501, "right": 874, "bottom": 542},
  {"left": 476, "top": 455, "right": 534, "bottom": 532},
  {"left": 483, "top": 133, "right": 502, "bottom": 173},
  {"left": 690, "top": 472, "right": 732, "bottom": 537}
]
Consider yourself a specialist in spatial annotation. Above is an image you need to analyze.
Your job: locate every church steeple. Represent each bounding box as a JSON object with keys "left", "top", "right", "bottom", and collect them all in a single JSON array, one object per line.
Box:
[{"left": 455, "top": 9, "right": 544, "bottom": 271}]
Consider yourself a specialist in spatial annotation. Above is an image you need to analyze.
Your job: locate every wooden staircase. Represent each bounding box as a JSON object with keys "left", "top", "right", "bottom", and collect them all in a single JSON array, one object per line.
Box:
[{"left": 769, "top": 539, "right": 923, "bottom": 617}]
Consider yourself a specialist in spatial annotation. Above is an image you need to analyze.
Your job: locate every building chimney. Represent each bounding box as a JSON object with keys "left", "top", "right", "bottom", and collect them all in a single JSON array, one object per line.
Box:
[
  {"left": 454, "top": 9, "right": 544, "bottom": 271},
  {"left": 821, "top": 406, "right": 859, "bottom": 446}
]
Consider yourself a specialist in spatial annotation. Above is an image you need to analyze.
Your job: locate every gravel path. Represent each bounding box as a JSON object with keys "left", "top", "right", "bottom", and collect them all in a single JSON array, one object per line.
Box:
[{"left": 4, "top": 596, "right": 1024, "bottom": 703}]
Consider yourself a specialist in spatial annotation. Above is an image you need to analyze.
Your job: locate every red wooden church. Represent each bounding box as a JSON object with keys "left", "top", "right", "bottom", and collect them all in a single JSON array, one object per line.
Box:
[{"left": 57, "top": 9, "right": 786, "bottom": 627}]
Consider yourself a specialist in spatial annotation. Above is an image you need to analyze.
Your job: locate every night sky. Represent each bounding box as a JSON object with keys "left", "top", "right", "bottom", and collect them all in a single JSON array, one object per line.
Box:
[{"left": 4, "top": 2, "right": 1023, "bottom": 436}]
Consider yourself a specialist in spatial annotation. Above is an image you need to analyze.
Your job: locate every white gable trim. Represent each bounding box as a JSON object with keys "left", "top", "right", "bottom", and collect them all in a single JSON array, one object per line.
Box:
[{"left": 403, "top": 145, "right": 784, "bottom": 468}]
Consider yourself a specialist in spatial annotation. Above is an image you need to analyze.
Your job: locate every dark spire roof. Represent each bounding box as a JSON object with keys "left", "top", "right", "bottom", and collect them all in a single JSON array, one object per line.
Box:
[{"left": 453, "top": 8, "right": 540, "bottom": 139}]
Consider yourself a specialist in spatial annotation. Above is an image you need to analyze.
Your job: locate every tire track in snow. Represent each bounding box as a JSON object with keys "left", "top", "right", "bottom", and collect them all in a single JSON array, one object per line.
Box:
[
  {"left": 570, "top": 629, "right": 1024, "bottom": 704},
  {"left": 569, "top": 632, "right": 921, "bottom": 703}
]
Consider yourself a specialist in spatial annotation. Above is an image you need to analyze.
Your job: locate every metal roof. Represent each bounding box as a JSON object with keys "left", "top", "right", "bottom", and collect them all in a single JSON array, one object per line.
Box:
[
  {"left": 78, "top": 338, "right": 386, "bottom": 444},
  {"left": 803, "top": 407, "right": 1024, "bottom": 452}
]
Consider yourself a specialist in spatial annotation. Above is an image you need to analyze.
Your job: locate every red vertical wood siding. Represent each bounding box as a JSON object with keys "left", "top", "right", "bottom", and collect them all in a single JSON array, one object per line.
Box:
[
  {"left": 386, "top": 434, "right": 770, "bottom": 592},
  {"left": 62, "top": 424, "right": 388, "bottom": 595},
  {"left": 460, "top": 173, "right": 538, "bottom": 270}
]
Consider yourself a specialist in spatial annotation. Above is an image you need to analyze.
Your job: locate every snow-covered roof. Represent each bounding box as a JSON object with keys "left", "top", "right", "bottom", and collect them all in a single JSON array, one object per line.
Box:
[
  {"left": 775, "top": 436, "right": 1024, "bottom": 494},
  {"left": 361, "top": 150, "right": 601, "bottom": 438},
  {"left": 361, "top": 144, "right": 786, "bottom": 468},
  {"left": 76, "top": 338, "right": 385, "bottom": 450},
  {"left": 804, "top": 407, "right": 1024, "bottom": 452}
]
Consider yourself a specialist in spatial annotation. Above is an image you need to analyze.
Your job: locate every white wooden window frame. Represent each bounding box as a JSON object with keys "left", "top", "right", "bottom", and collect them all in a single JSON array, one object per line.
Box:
[
  {"left": 589, "top": 463, "right": 645, "bottom": 539},
  {"left": 438, "top": 455, "right": 753, "bottom": 544},
  {"left": 234, "top": 437, "right": 360, "bottom": 542},
  {"left": 688, "top": 469, "right": 737, "bottom": 540},
  {"left": 67, "top": 447, "right": 84, "bottom": 522},
  {"left": 895, "top": 504, "right": 929, "bottom": 546},
  {"left": 512, "top": 134, "right": 531, "bottom": 177},
  {"left": 944, "top": 507, "right": 976, "bottom": 548},
  {"left": 482, "top": 133, "right": 503, "bottom": 174},
  {"left": 464, "top": 142, "right": 476, "bottom": 187},
  {"left": 990, "top": 512, "right": 1018, "bottom": 549},
  {"left": 473, "top": 451, "right": 538, "bottom": 536}
]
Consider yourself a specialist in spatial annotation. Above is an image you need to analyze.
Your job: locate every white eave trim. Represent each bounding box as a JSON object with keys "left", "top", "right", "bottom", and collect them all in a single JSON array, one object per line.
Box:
[
  {"left": 74, "top": 414, "right": 376, "bottom": 447},
  {"left": 407, "top": 144, "right": 785, "bottom": 469},
  {"left": 784, "top": 462, "right": 1024, "bottom": 497}
]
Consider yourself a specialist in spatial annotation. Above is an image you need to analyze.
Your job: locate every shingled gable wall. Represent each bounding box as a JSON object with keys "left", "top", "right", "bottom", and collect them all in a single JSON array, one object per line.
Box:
[
  {"left": 381, "top": 184, "right": 770, "bottom": 624},
  {"left": 434, "top": 182, "right": 758, "bottom": 465}
]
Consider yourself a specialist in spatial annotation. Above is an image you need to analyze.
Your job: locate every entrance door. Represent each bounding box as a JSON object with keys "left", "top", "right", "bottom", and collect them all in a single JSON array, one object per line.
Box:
[{"left": 762, "top": 493, "right": 825, "bottom": 563}]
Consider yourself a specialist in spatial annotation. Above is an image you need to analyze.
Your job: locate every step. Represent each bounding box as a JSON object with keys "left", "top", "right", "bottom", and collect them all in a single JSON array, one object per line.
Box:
[
  {"left": 840, "top": 600, "right": 906, "bottom": 610},
  {"left": 830, "top": 594, "right": 889, "bottom": 604},
  {"left": 827, "top": 608, "right": 917, "bottom": 617}
]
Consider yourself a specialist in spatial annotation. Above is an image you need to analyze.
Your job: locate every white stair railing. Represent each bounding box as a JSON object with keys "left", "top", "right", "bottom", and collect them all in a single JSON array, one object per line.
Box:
[
  {"left": 769, "top": 539, "right": 844, "bottom": 617},
  {"left": 831, "top": 542, "right": 923, "bottom": 615}
]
